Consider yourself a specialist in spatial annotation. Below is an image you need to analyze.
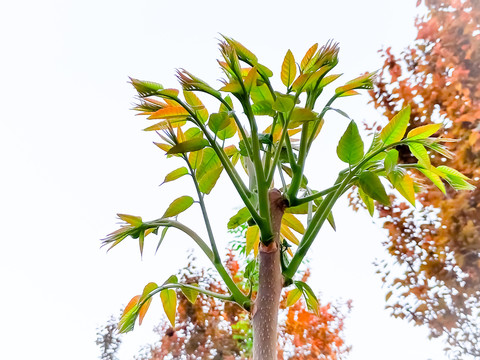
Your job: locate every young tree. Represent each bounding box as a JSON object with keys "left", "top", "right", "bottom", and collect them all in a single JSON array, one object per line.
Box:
[
  {"left": 103, "top": 36, "right": 473, "bottom": 359},
  {"left": 368, "top": 0, "right": 480, "bottom": 357}
]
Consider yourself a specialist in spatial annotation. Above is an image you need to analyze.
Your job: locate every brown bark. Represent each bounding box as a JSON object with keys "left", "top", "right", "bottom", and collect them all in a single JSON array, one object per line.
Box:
[{"left": 252, "top": 189, "right": 286, "bottom": 360}]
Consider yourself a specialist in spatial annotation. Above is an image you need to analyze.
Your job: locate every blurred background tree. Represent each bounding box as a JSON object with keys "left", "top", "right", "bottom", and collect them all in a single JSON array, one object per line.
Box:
[
  {"left": 98, "top": 242, "right": 351, "bottom": 360},
  {"left": 364, "top": 0, "right": 480, "bottom": 357},
  {"left": 96, "top": 314, "right": 122, "bottom": 360}
]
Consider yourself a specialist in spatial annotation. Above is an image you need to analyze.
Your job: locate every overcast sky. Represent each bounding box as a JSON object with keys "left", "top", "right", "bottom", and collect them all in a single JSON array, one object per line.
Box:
[{"left": 0, "top": 1, "right": 453, "bottom": 359}]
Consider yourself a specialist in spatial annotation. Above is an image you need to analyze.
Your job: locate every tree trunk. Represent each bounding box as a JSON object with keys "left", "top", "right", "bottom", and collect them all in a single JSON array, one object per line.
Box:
[{"left": 252, "top": 189, "right": 286, "bottom": 360}]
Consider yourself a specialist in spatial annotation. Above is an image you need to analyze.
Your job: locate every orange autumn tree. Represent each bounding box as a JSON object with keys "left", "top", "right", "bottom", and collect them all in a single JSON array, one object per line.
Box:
[
  {"left": 368, "top": 0, "right": 480, "bottom": 357},
  {"left": 136, "top": 249, "right": 350, "bottom": 360}
]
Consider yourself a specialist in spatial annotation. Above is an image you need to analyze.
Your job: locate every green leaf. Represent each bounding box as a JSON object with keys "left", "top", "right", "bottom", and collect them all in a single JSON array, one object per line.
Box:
[
  {"left": 181, "top": 284, "right": 199, "bottom": 304},
  {"left": 216, "top": 117, "right": 237, "bottom": 140},
  {"left": 358, "top": 171, "right": 390, "bottom": 206},
  {"left": 228, "top": 207, "right": 251, "bottom": 229},
  {"left": 138, "top": 231, "right": 145, "bottom": 257},
  {"left": 436, "top": 166, "right": 470, "bottom": 180},
  {"left": 380, "top": 105, "right": 411, "bottom": 145},
  {"left": 252, "top": 101, "right": 275, "bottom": 116},
  {"left": 196, "top": 148, "right": 224, "bottom": 194},
  {"left": 255, "top": 63, "right": 274, "bottom": 78},
  {"left": 246, "top": 225, "right": 260, "bottom": 256},
  {"left": 184, "top": 127, "right": 203, "bottom": 140},
  {"left": 272, "top": 95, "right": 295, "bottom": 113},
  {"left": 407, "top": 123, "right": 442, "bottom": 140},
  {"left": 286, "top": 288, "right": 302, "bottom": 307},
  {"left": 358, "top": 186, "right": 375, "bottom": 216},
  {"left": 155, "top": 227, "right": 169, "bottom": 253},
  {"left": 281, "top": 50, "right": 296, "bottom": 88},
  {"left": 408, "top": 142, "right": 430, "bottom": 168},
  {"left": 244, "top": 259, "right": 256, "bottom": 279},
  {"left": 336, "top": 120, "right": 364, "bottom": 165},
  {"left": 160, "top": 289, "right": 177, "bottom": 327},
  {"left": 208, "top": 112, "right": 230, "bottom": 133},
  {"left": 294, "top": 281, "right": 319, "bottom": 315},
  {"left": 384, "top": 149, "right": 399, "bottom": 175},
  {"left": 250, "top": 84, "right": 274, "bottom": 104},
  {"left": 164, "top": 275, "right": 178, "bottom": 284},
  {"left": 435, "top": 166, "right": 475, "bottom": 190},
  {"left": 162, "top": 196, "right": 194, "bottom": 218},
  {"left": 167, "top": 138, "right": 209, "bottom": 155},
  {"left": 162, "top": 167, "right": 188, "bottom": 185},
  {"left": 424, "top": 142, "right": 454, "bottom": 159}
]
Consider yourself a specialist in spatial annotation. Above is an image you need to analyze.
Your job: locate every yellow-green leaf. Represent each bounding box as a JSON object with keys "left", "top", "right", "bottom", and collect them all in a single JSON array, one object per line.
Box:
[
  {"left": 408, "top": 142, "right": 431, "bottom": 168},
  {"left": 160, "top": 289, "right": 177, "bottom": 327},
  {"left": 118, "top": 295, "right": 140, "bottom": 333},
  {"left": 291, "top": 73, "right": 310, "bottom": 92},
  {"left": 319, "top": 73, "right": 342, "bottom": 88},
  {"left": 188, "top": 149, "right": 204, "bottom": 169},
  {"left": 436, "top": 165, "right": 470, "bottom": 180},
  {"left": 272, "top": 96, "right": 295, "bottom": 113},
  {"left": 148, "top": 106, "right": 189, "bottom": 120},
  {"left": 281, "top": 50, "right": 296, "bottom": 88},
  {"left": 380, "top": 105, "right": 411, "bottom": 145},
  {"left": 208, "top": 112, "right": 230, "bottom": 133},
  {"left": 289, "top": 107, "right": 318, "bottom": 124},
  {"left": 294, "top": 281, "right": 319, "bottom": 315},
  {"left": 384, "top": 149, "right": 399, "bottom": 175},
  {"left": 139, "top": 282, "right": 158, "bottom": 325},
  {"left": 196, "top": 148, "right": 223, "bottom": 194},
  {"left": 181, "top": 284, "right": 199, "bottom": 304},
  {"left": 167, "top": 138, "right": 209, "bottom": 155},
  {"left": 281, "top": 224, "right": 299, "bottom": 245},
  {"left": 117, "top": 214, "right": 142, "bottom": 226},
  {"left": 246, "top": 225, "right": 260, "bottom": 257},
  {"left": 391, "top": 171, "right": 416, "bottom": 206},
  {"left": 183, "top": 90, "right": 208, "bottom": 123},
  {"left": 407, "top": 123, "right": 442, "bottom": 140},
  {"left": 244, "top": 66, "right": 258, "bottom": 93},
  {"left": 227, "top": 207, "right": 251, "bottom": 229},
  {"left": 300, "top": 43, "right": 318, "bottom": 72},
  {"left": 417, "top": 167, "right": 446, "bottom": 195},
  {"left": 162, "top": 196, "right": 194, "bottom": 218},
  {"left": 162, "top": 167, "right": 188, "bottom": 185},
  {"left": 282, "top": 213, "right": 305, "bottom": 234},
  {"left": 144, "top": 118, "right": 186, "bottom": 131},
  {"left": 286, "top": 288, "right": 302, "bottom": 307}
]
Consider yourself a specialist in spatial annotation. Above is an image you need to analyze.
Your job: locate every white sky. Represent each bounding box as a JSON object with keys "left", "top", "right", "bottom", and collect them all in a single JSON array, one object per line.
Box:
[{"left": 0, "top": 1, "right": 453, "bottom": 359}]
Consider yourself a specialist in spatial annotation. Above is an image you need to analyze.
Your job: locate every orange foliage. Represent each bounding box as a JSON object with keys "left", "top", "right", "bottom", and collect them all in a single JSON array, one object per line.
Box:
[
  {"left": 367, "top": 0, "right": 480, "bottom": 357},
  {"left": 137, "top": 254, "right": 350, "bottom": 360}
]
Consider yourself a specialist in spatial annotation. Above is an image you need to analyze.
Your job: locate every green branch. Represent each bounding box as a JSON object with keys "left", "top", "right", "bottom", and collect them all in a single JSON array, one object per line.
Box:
[{"left": 148, "top": 219, "right": 214, "bottom": 261}]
